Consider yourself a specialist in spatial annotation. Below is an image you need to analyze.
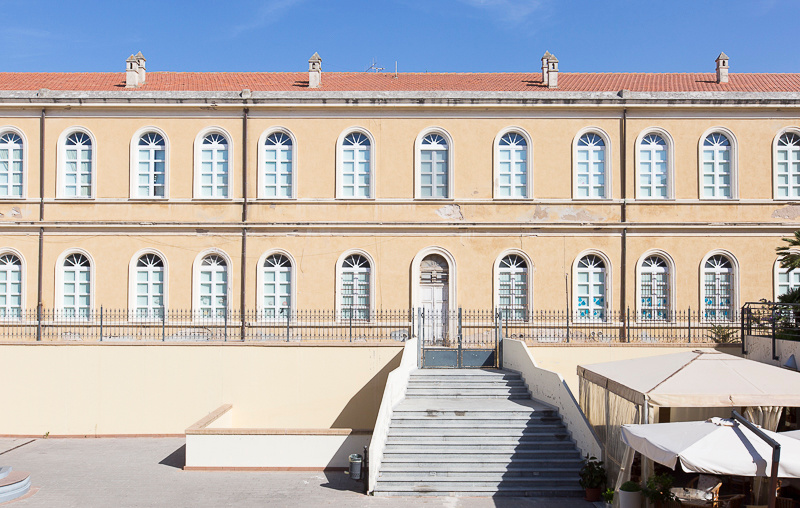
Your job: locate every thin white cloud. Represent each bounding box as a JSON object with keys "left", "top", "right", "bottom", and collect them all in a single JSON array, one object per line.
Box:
[
  {"left": 455, "top": 0, "right": 544, "bottom": 23},
  {"left": 231, "top": 0, "right": 306, "bottom": 36}
]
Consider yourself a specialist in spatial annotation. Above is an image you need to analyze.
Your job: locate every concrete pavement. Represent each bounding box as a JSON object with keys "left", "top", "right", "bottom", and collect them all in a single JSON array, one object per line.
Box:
[{"left": 0, "top": 437, "right": 596, "bottom": 507}]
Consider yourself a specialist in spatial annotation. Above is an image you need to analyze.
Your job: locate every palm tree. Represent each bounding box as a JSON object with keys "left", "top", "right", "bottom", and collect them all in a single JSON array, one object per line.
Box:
[{"left": 776, "top": 230, "right": 800, "bottom": 269}]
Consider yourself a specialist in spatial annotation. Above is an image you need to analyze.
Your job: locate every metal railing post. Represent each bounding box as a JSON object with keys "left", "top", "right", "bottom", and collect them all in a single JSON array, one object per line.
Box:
[
  {"left": 688, "top": 307, "right": 692, "bottom": 343},
  {"left": 286, "top": 309, "right": 291, "bottom": 343},
  {"left": 224, "top": 306, "right": 228, "bottom": 342},
  {"left": 626, "top": 307, "right": 631, "bottom": 343},
  {"left": 162, "top": 307, "right": 166, "bottom": 342},
  {"left": 565, "top": 310, "right": 570, "bottom": 343},
  {"left": 496, "top": 310, "right": 503, "bottom": 369},
  {"left": 741, "top": 306, "right": 747, "bottom": 355},
  {"left": 457, "top": 308, "right": 463, "bottom": 368},
  {"left": 349, "top": 308, "right": 353, "bottom": 343},
  {"left": 772, "top": 306, "right": 778, "bottom": 361},
  {"left": 417, "top": 308, "right": 423, "bottom": 368},
  {"left": 36, "top": 303, "right": 42, "bottom": 342},
  {"left": 99, "top": 306, "right": 103, "bottom": 342}
]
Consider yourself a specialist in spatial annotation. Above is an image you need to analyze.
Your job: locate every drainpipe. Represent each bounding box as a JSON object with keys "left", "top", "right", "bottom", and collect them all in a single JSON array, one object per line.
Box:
[
  {"left": 37, "top": 109, "right": 46, "bottom": 340},
  {"left": 620, "top": 108, "right": 628, "bottom": 323},
  {"left": 240, "top": 108, "right": 249, "bottom": 339}
]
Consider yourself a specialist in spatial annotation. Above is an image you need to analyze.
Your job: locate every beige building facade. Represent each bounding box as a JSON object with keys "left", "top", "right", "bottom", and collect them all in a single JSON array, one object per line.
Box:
[{"left": 1, "top": 55, "right": 799, "bottom": 324}]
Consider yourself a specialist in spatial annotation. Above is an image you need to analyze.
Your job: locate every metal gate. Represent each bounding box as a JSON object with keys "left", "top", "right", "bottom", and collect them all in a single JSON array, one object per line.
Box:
[{"left": 418, "top": 308, "right": 500, "bottom": 368}]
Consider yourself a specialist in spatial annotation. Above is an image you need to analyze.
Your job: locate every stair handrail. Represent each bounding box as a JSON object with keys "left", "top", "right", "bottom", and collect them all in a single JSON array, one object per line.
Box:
[{"left": 368, "top": 336, "right": 418, "bottom": 494}]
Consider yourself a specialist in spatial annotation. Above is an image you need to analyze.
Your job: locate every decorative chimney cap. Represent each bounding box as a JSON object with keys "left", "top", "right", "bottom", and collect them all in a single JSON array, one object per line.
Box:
[
  {"left": 309, "top": 52, "right": 321, "bottom": 63},
  {"left": 126, "top": 54, "right": 137, "bottom": 63},
  {"left": 716, "top": 52, "right": 729, "bottom": 62},
  {"left": 548, "top": 54, "right": 559, "bottom": 63},
  {"left": 542, "top": 51, "right": 553, "bottom": 59}
]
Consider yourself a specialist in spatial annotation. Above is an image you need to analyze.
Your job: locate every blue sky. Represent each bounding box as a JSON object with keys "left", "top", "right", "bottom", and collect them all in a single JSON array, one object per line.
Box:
[{"left": 1, "top": 0, "right": 796, "bottom": 74}]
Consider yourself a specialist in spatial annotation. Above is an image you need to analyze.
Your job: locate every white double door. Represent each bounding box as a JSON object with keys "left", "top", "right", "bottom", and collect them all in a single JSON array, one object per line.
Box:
[{"left": 421, "top": 283, "right": 449, "bottom": 343}]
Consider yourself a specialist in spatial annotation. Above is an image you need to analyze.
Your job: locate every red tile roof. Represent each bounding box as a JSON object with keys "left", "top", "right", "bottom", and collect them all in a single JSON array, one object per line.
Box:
[{"left": 1, "top": 72, "right": 800, "bottom": 93}]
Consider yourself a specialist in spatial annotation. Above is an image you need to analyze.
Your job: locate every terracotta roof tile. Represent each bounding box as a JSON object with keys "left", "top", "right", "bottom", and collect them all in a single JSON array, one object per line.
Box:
[{"left": 2, "top": 72, "right": 800, "bottom": 93}]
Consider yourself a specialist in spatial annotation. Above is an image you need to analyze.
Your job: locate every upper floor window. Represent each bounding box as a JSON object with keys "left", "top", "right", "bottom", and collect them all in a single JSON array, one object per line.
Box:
[
  {"left": 60, "top": 130, "right": 94, "bottom": 198},
  {"left": 497, "top": 254, "right": 528, "bottom": 319},
  {"left": 774, "top": 131, "right": 800, "bottom": 199},
  {"left": 262, "top": 253, "right": 292, "bottom": 318},
  {"left": 134, "top": 131, "right": 167, "bottom": 198},
  {"left": 701, "top": 131, "right": 736, "bottom": 199},
  {"left": 195, "top": 130, "right": 231, "bottom": 199},
  {"left": 575, "top": 253, "right": 607, "bottom": 320},
  {"left": 774, "top": 255, "right": 800, "bottom": 299},
  {"left": 61, "top": 253, "right": 91, "bottom": 317},
  {"left": 133, "top": 253, "right": 165, "bottom": 319},
  {"left": 495, "top": 130, "right": 530, "bottom": 199},
  {"left": 0, "top": 131, "right": 24, "bottom": 198},
  {"left": 0, "top": 253, "right": 22, "bottom": 318},
  {"left": 261, "top": 130, "right": 294, "bottom": 199},
  {"left": 638, "top": 255, "right": 670, "bottom": 320},
  {"left": 574, "top": 131, "right": 609, "bottom": 199},
  {"left": 638, "top": 133, "right": 669, "bottom": 199},
  {"left": 416, "top": 129, "right": 452, "bottom": 199},
  {"left": 340, "top": 254, "right": 371, "bottom": 319},
  {"left": 702, "top": 253, "right": 735, "bottom": 321},
  {"left": 338, "top": 131, "right": 372, "bottom": 198},
  {"left": 196, "top": 253, "right": 228, "bottom": 318}
]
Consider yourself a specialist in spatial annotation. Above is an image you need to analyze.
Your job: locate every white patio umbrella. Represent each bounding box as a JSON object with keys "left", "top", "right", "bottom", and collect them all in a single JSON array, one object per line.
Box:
[
  {"left": 620, "top": 418, "right": 800, "bottom": 478},
  {"left": 780, "top": 429, "right": 800, "bottom": 441}
]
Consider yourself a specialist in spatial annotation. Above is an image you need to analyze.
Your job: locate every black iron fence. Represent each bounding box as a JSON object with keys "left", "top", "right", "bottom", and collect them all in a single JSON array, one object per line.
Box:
[
  {"left": 0, "top": 307, "right": 742, "bottom": 344},
  {"left": 742, "top": 301, "right": 800, "bottom": 361}
]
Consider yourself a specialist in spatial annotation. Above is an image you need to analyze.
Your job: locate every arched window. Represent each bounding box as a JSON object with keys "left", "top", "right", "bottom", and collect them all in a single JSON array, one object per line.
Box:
[
  {"left": 133, "top": 253, "right": 165, "bottom": 319},
  {"left": 134, "top": 131, "right": 167, "bottom": 198},
  {"left": 495, "top": 131, "right": 529, "bottom": 198},
  {"left": 575, "top": 254, "right": 607, "bottom": 319},
  {"left": 639, "top": 255, "right": 670, "bottom": 320},
  {"left": 774, "top": 131, "right": 800, "bottom": 199},
  {"left": 701, "top": 132, "right": 733, "bottom": 199},
  {"left": 262, "top": 131, "right": 294, "bottom": 199},
  {"left": 575, "top": 131, "right": 608, "bottom": 199},
  {"left": 638, "top": 133, "right": 668, "bottom": 199},
  {"left": 338, "top": 131, "right": 372, "bottom": 198},
  {"left": 340, "top": 254, "right": 370, "bottom": 319},
  {"left": 0, "top": 131, "right": 24, "bottom": 198},
  {"left": 262, "top": 253, "right": 292, "bottom": 318},
  {"left": 774, "top": 256, "right": 800, "bottom": 299},
  {"left": 0, "top": 253, "right": 22, "bottom": 318},
  {"left": 62, "top": 253, "right": 91, "bottom": 317},
  {"left": 196, "top": 131, "right": 230, "bottom": 198},
  {"left": 498, "top": 254, "right": 528, "bottom": 319},
  {"left": 197, "top": 254, "right": 228, "bottom": 317},
  {"left": 702, "top": 254, "right": 735, "bottom": 320},
  {"left": 61, "top": 131, "right": 94, "bottom": 198},
  {"left": 417, "top": 131, "right": 451, "bottom": 199}
]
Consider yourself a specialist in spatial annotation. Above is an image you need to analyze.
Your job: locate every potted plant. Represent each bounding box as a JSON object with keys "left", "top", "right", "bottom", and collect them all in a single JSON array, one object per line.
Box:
[
  {"left": 642, "top": 473, "right": 677, "bottom": 508},
  {"left": 601, "top": 487, "right": 615, "bottom": 508},
  {"left": 619, "top": 480, "right": 642, "bottom": 508},
  {"left": 579, "top": 455, "right": 606, "bottom": 502}
]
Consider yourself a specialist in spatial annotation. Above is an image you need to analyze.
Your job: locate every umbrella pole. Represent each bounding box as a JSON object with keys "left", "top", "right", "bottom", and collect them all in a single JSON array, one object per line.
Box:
[{"left": 732, "top": 411, "right": 781, "bottom": 508}]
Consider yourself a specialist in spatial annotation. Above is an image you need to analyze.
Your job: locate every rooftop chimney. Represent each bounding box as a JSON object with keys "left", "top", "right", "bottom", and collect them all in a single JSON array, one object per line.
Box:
[
  {"left": 126, "top": 54, "right": 139, "bottom": 88},
  {"left": 716, "top": 52, "right": 729, "bottom": 84},
  {"left": 541, "top": 51, "right": 552, "bottom": 86},
  {"left": 547, "top": 53, "right": 559, "bottom": 89},
  {"left": 308, "top": 52, "right": 322, "bottom": 88},
  {"left": 135, "top": 52, "right": 146, "bottom": 85}
]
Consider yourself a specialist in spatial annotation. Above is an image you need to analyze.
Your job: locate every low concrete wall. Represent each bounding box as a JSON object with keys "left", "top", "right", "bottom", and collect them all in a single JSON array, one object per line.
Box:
[
  {"left": 503, "top": 339, "right": 602, "bottom": 460},
  {"left": 745, "top": 335, "right": 800, "bottom": 369},
  {"left": 185, "top": 405, "right": 370, "bottom": 470},
  {"left": 0, "top": 343, "right": 403, "bottom": 436}
]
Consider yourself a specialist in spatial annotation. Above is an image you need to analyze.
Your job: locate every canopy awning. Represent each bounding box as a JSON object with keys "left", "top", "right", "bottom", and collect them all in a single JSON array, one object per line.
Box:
[{"left": 577, "top": 349, "right": 800, "bottom": 408}]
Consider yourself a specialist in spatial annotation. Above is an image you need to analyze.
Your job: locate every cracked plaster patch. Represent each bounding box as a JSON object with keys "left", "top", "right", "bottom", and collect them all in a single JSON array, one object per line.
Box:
[
  {"left": 435, "top": 204, "right": 464, "bottom": 220},
  {"left": 525, "top": 205, "right": 604, "bottom": 222},
  {"left": 773, "top": 205, "right": 800, "bottom": 220}
]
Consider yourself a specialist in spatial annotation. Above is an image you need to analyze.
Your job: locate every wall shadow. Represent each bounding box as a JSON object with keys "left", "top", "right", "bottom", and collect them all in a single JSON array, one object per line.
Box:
[{"left": 159, "top": 444, "right": 186, "bottom": 469}]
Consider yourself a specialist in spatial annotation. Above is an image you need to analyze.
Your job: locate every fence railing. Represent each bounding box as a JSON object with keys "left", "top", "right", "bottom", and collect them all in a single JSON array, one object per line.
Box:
[
  {"left": 0, "top": 307, "right": 742, "bottom": 344},
  {"left": 742, "top": 301, "right": 800, "bottom": 360}
]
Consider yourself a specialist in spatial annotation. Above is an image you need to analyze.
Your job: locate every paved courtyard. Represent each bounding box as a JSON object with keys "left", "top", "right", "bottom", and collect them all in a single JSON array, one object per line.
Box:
[{"left": 0, "top": 437, "right": 595, "bottom": 507}]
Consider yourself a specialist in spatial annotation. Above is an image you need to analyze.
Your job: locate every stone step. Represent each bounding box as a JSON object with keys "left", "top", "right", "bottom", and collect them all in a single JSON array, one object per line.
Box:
[
  {"left": 373, "top": 485, "right": 584, "bottom": 497},
  {"left": 406, "top": 380, "right": 527, "bottom": 389},
  {"left": 391, "top": 410, "right": 557, "bottom": 419},
  {"left": 376, "top": 475, "right": 580, "bottom": 485},
  {"left": 388, "top": 427, "right": 571, "bottom": 438},
  {"left": 404, "top": 393, "right": 530, "bottom": 400},
  {"left": 384, "top": 441, "right": 576, "bottom": 452},
  {"left": 380, "top": 457, "right": 585, "bottom": 468},
  {"left": 379, "top": 463, "right": 582, "bottom": 475},
  {"left": 0, "top": 470, "right": 31, "bottom": 504},
  {"left": 382, "top": 449, "right": 583, "bottom": 461},
  {"left": 410, "top": 369, "right": 513, "bottom": 377},
  {"left": 406, "top": 386, "right": 529, "bottom": 394},
  {"left": 387, "top": 434, "right": 572, "bottom": 444}
]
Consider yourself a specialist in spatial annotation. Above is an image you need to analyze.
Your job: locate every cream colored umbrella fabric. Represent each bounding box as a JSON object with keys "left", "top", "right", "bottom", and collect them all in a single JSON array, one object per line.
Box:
[
  {"left": 621, "top": 419, "right": 800, "bottom": 477},
  {"left": 578, "top": 349, "right": 800, "bottom": 408}
]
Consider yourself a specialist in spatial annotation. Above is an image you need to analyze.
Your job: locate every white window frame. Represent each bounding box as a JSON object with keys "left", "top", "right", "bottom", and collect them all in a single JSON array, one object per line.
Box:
[
  {"left": 128, "top": 249, "right": 168, "bottom": 320},
  {"left": 493, "top": 127, "right": 532, "bottom": 199},
  {"left": 192, "top": 249, "right": 232, "bottom": 319},
  {"left": 256, "top": 249, "right": 296, "bottom": 319},
  {"left": 774, "top": 253, "right": 800, "bottom": 300},
  {"left": 700, "top": 250, "right": 739, "bottom": 321},
  {"left": 335, "top": 250, "right": 375, "bottom": 318},
  {"left": 572, "top": 127, "right": 612, "bottom": 200},
  {"left": 0, "top": 248, "right": 25, "bottom": 320},
  {"left": 634, "top": 128, "right": 674, "bottom": 200},
  {"left": 493, "top": 249, "right": 533, "bottom": 318},
  {"left": 54, "top": 249, "right": 95, "bottom": 318},
  {"left": 0, "top": 127, "right": 27, "bottom": 199},
  {"left": 410, "top": 246, "right": 458, "bottom": 313},
  {"left": 773, "top": 128, "right": 800, "bottom": 200},
  {"left": 635, "top": 250, "right": 676, "bottom": 321},
  {"left": 57, "top": 127, "right": 97, "bottom": 199},
  {"left": 572, "top": 250, "right": 612, "bottom": 320},
  {"left": 415, "top": 127, "right": 454, "bottom": 200},
  {"left": 257, "top": 127, "right": 297, "bottom": 200},
  {"left": 130, "top": 127, "right": 170, "bottom": 199},
  {"left": 336, "top": 128, "right": 375, "bottom": 199},
  {"left": 698, "top": 127, "right": 738, "bottom": 200},
  {"left": 193, "top": 127, "right": 234, "bottom": 200}
]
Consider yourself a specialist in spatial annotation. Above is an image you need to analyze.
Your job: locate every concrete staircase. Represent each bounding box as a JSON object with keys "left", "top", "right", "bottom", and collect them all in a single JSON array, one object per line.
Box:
[
  {"left": 373, "top": 369, "right": 584, "bottom": 497},
  {"left": 0, "top": 467, "right": 31, "bottom": 503}
]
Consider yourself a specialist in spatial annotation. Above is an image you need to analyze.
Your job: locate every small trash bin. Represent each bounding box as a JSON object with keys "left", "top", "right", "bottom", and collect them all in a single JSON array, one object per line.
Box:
[{"left": 348, "top": 453, "right": 362, "bottom": 480}]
